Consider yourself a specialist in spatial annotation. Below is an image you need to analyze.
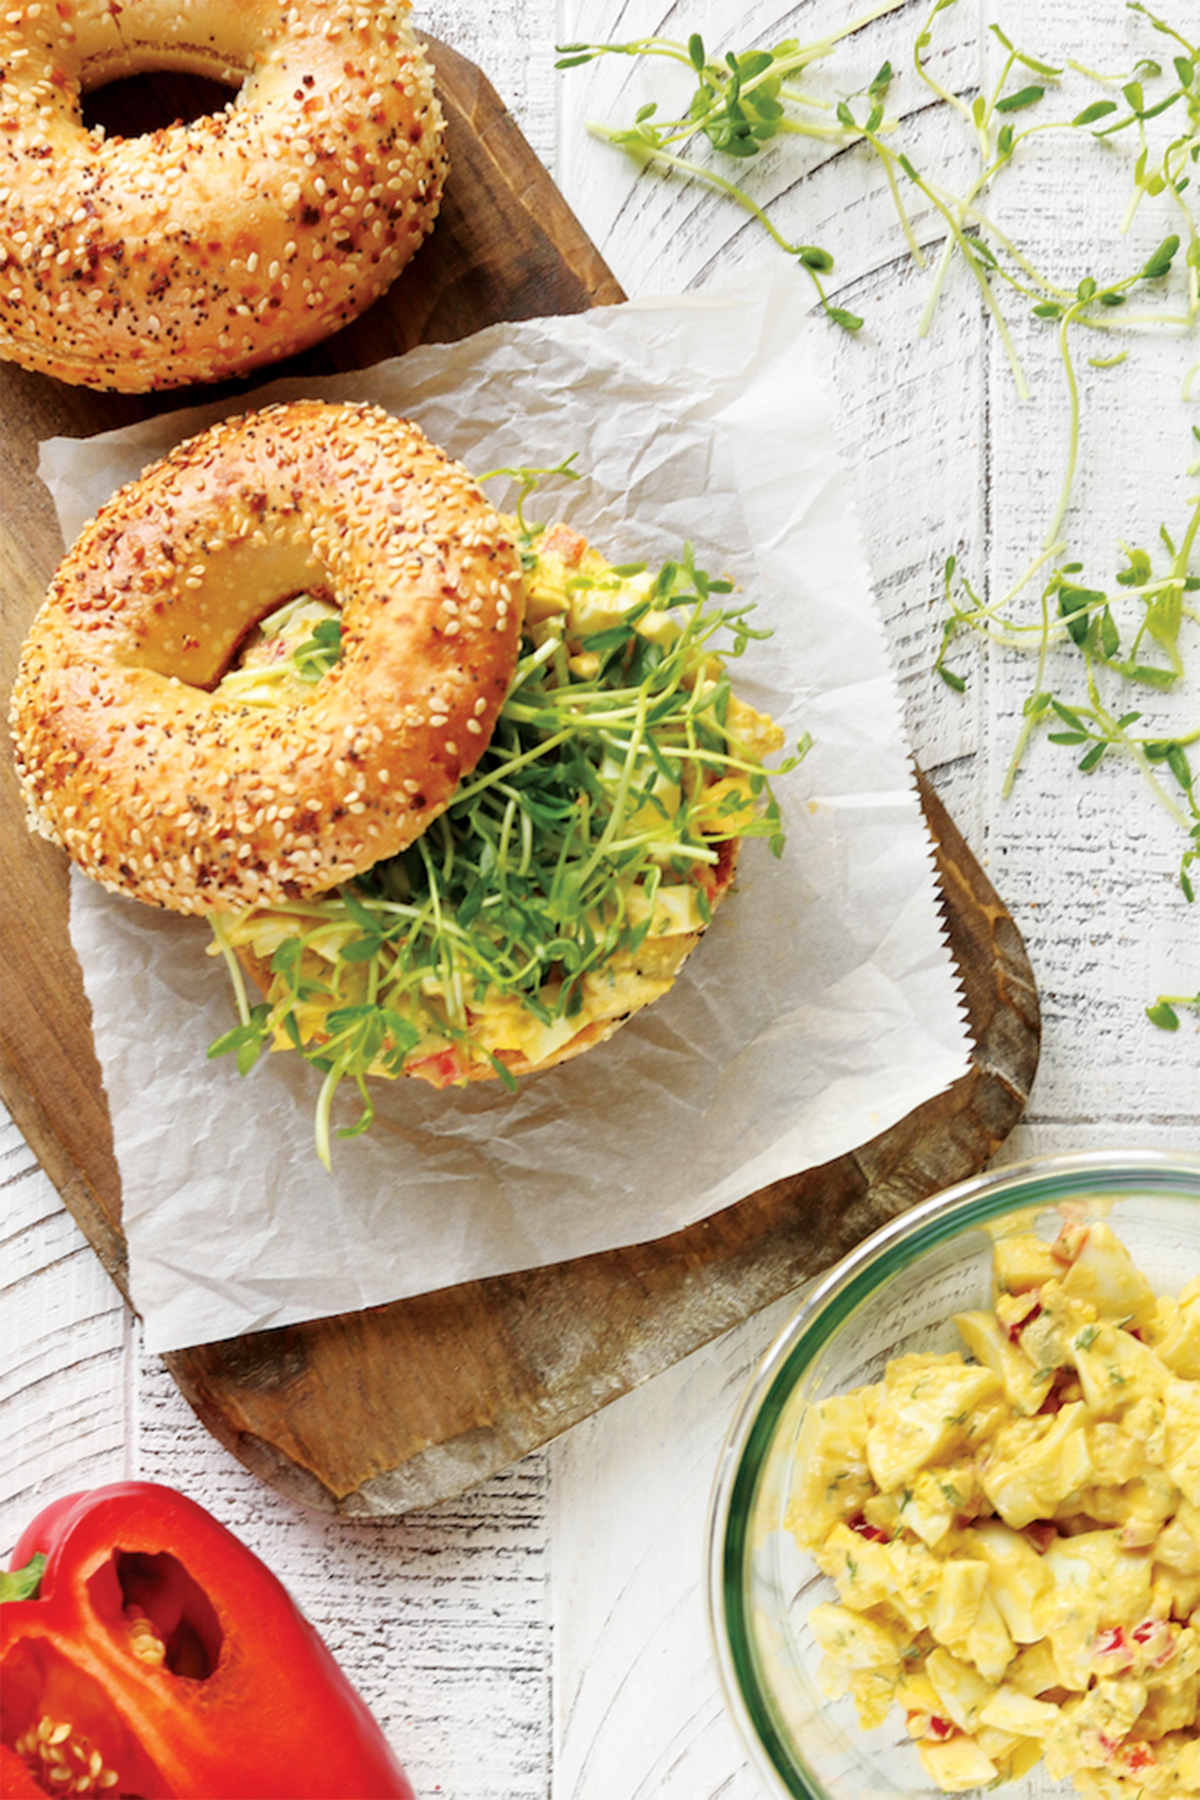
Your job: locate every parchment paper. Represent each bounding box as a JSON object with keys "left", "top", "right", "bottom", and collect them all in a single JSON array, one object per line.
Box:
[{"left": 42, "top": 265, "right": 973, "bottom": 1353}]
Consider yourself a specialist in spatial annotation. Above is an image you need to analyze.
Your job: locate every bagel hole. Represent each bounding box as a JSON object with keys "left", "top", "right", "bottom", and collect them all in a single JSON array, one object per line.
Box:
[
  {"left": 82, "top": 71, "right": 240, "bottom": 140},
  {"left": 215, "top": 589, "right": 342, "bottom": 698}
]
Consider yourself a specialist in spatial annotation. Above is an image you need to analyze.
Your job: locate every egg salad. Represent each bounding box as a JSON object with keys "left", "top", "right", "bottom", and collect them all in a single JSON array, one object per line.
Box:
[
  {"left": 791, "top": 1222, "right": 1199, "bottom": 1797},
  {"left": 206, "top": 505, "right": 799, "bottom": 1162}
]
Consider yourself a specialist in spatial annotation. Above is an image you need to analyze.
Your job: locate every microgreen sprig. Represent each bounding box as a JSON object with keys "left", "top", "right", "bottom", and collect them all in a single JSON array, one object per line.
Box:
[
  {"left": 1146, "top": 991, "right": 1200, "bottom": 1028},
  {"left": 937, "top": 477, "right": 1200, "bottom": 917},
  {"left": 476, "top": 452, "right": 580, "bottom": 542},
  {"left": 557, "top": 6, "right": 909, "bottom": 330}
]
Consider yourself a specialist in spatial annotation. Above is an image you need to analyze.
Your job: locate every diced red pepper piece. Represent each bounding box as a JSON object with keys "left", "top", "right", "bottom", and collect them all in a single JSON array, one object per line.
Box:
[
  {"left": 1007, "top": 1301, "right": 1042, "bottom": 1343},
  {"left": 1037, "top": 1368, "right": 1075, "bottom": 1415},
  {"left": 1, "top": 1484, "right": 414, "bottom": 1799},
  {"left": 928, "top": 1716, "right": 955, "bottom": 1740},
  {"left": 405, "top": 1045, "right": 470, "bottom": 1088},
  {"left": 539, "top": 524, "right": 588, "bottom": 566},
  {"left": 846, "top": 1514, "right": 890, "bottom": 1544}
]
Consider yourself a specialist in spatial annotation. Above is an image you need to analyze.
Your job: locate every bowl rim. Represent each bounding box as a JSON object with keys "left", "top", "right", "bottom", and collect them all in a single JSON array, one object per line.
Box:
[{"left": 705, "top": 1148, "right": 1200, "bottom": 1800}]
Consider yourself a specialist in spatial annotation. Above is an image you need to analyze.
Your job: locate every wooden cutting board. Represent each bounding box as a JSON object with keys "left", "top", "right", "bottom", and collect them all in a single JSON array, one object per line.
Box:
[{"left": 0, "top": 42, "right": 1040, "bottom": 1515}]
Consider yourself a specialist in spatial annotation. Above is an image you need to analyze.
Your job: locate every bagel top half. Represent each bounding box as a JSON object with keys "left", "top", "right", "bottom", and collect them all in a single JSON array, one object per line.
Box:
[
  {"left": 0, "top": 0, "right": 446, "bottom": 390},
  {"left": 9, "top": 400, "right": 524, "bottom": 913}
]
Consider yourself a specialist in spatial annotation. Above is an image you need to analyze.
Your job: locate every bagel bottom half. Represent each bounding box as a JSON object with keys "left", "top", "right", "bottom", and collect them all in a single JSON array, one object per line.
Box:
[{"left": 228, "top": 837, "right": 740, "bottom": 1090}]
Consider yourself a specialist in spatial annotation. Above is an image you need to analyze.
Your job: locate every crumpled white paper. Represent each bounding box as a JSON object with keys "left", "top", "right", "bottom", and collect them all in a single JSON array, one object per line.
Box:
[{"left": 43, "top": 265, "right": 973, "bottom": 1354}]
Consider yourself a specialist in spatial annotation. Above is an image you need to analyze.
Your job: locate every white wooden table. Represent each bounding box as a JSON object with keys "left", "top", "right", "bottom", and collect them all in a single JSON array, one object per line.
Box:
[{"left": 4, "top": 3, "right": 1198, "bottom": 1796}]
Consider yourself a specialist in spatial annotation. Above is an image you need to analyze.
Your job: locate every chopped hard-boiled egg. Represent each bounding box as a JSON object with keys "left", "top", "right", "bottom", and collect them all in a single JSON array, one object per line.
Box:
[{"left": 791, "top": 1223, "right": 1199, "bottom": 1796}]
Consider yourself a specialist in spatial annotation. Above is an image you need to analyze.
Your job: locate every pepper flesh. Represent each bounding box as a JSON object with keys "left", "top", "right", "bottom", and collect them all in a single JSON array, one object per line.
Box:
[{"left": 1, "top": 1484, "right": 415, "bottom": 1799}]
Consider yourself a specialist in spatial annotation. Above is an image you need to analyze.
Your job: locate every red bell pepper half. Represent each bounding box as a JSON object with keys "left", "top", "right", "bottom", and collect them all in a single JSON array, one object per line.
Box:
[{"left": 0, "top": 1483, "right": 415, "bottom": 1799}]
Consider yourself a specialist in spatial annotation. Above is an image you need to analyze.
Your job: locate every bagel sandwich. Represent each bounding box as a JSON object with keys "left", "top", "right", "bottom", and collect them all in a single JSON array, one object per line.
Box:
[
  {"left": 9, "top": 400, "right": 799, "bottom": 1165},
  {"left": 205, "top": 496, "right": 799, "bottom": 1161}
]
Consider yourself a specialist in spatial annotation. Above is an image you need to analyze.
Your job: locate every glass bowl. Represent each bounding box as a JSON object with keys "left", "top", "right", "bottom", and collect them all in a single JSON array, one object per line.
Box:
[{"left": 706, "top": 1151, "right": 1200, "bottom": 1800}]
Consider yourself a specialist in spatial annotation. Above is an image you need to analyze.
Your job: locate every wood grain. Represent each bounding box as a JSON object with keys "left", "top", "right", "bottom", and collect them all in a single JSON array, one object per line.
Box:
[{"left": 1, "top": 36, "right": 1040, "bottom": 1518}]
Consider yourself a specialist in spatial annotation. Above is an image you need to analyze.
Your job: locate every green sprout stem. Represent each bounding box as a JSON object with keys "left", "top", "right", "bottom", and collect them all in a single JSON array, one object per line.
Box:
[
  {"left": 1001, "top": 583, "right": 1057, "bottom": 798},
  {"left": 881, "top": 144, "right": 1032, "bottom": 396},
  {"left": 210, "top": 913, "right": 254, "bottom": 1027},
  {"left": 1045, "top": 306, "right": 1085, "bottom": 550}
]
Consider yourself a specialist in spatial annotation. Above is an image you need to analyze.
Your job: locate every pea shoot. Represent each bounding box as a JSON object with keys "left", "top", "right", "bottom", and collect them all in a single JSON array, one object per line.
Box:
[
  {"left": 937, "top": 477, "right": 1200, "bottom": 936},
  {"left": 1146, "top": 991, "right": 1200, "bottom": 1028},
  {"left": 208, "top": 485, "right": 807, "bottom": 1165},
  {"left": 292, "top": 616, "right": 342, "bottom": 683},
  {"left": 556, "top": 4, "right": 909, "bottom": 331}
]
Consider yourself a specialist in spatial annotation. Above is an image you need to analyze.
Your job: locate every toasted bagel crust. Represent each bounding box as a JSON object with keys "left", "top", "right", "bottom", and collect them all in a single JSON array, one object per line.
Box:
[
  {"left": 9, "top": 400, "right": 524, "bottom": 913},
  {"left": 0, "top": 0, "right": 446, "bottom": 391}
]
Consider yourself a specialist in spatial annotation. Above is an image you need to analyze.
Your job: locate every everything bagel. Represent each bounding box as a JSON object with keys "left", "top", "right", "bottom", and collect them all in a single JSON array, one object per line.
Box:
[
  {"left": 0, "top": 0, "right": 446, "bottom": 391},
  {"left": 9, "top": 400, "right": 524, "bottom": 913}
]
